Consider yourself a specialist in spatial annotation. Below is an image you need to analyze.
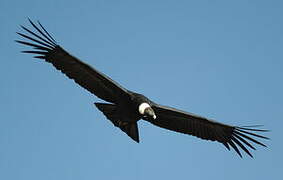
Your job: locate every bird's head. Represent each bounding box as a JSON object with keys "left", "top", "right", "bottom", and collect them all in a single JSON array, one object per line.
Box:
[{"left": 138, "top": 102, "right": 157, "bottom": 120}]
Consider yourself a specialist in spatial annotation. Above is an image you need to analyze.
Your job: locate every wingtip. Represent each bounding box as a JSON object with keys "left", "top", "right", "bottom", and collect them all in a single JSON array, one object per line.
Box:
[{"left": 238, "top": 126, "right": 270, "bottom": 132}]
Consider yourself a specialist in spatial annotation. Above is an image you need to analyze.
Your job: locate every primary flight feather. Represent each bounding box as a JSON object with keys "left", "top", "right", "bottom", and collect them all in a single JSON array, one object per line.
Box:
[{"left": 16, "top": 19, "right": 269, "bottom": 158}]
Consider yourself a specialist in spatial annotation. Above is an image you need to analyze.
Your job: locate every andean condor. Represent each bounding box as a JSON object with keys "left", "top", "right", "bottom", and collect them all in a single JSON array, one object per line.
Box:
[{"left": 16, "top": 19, "right": 269, "bottom": 158}]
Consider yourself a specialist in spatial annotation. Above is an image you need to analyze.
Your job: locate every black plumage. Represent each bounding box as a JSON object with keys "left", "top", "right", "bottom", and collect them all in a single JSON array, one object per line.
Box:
[{"left": 16, "top": 19, "right": 269, "bottom": 158}]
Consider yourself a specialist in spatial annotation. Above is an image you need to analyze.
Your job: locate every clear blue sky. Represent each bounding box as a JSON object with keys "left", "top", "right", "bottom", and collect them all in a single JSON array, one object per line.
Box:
[{"left": 1, "top": 0, "right": 282, "bottom": 179}]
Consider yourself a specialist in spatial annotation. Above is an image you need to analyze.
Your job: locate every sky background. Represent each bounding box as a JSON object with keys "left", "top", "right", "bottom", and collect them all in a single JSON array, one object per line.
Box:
[{"left": 1, "top": 0, "right": 282, "bottom": 179}]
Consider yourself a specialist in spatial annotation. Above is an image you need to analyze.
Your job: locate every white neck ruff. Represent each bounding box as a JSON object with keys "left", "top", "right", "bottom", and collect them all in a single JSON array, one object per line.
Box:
[{"left": 138, "top": 103, "right": 151, "bottom": 115}]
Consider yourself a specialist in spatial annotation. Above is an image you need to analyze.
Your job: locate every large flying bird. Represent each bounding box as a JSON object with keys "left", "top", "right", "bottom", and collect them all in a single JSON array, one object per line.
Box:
[{"left": 16, "top": 19, "right": 268, "bottom": 158}]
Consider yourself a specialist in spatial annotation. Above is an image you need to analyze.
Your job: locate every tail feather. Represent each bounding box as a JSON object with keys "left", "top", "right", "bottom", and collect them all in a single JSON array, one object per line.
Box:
[{"left": 94, "top": 103, "right": 140, "bottom": 143}]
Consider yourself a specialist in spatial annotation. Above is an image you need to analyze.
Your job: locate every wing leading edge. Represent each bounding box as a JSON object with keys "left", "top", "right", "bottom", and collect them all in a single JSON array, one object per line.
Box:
[{"left": 16, "top": 19, "right": 130, "bottom": 104}]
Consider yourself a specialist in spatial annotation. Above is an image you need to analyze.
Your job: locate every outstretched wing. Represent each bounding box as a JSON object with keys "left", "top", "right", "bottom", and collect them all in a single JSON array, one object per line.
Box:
[
  {"left": 16, "top": 19, "right": 130, "bottom": 103},
  {"left": 147, "top": 104, "right": 268, "bottom": 158}
]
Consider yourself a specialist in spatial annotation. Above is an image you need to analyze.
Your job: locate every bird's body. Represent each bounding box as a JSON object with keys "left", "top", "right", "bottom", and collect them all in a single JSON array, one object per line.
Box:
[
  {"left": 16, "top": 19, "right": 269, "bottom": 158},
  {"left": 95, "top": 92, "right": 155, "bottom": 142}
]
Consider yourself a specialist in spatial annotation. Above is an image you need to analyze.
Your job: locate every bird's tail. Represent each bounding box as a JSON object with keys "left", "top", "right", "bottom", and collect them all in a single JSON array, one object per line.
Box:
[{"left": 94, "top": 103, "right": 140, "bottom": 143}]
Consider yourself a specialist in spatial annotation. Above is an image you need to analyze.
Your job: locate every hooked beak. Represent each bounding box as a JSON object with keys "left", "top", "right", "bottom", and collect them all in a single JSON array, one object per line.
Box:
[{"left": 144, "top": 107, "right": 157, "bottom": 120}]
